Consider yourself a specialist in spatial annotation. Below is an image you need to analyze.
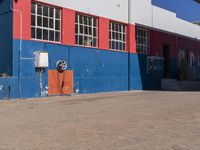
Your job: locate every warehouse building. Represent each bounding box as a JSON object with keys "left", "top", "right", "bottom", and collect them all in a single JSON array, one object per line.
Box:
[{"left": 0, "top": 0, "right": 200, "bottom": 99}]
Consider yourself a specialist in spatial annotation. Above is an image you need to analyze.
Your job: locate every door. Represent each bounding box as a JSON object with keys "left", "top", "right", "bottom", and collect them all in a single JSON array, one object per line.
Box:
[{"left": 163, "top": 45, "right": 170, "bottom": 78}]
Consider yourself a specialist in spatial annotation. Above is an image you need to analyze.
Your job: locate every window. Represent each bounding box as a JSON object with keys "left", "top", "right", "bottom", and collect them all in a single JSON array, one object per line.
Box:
[
  {"left": 75, "top": 14, "right": 98, "bottom": 47},
  {"left": 109, "top": 22, "right": 126, "bottom": 51},
  {"left": 136, "top": 27, "right": 150, "bottom": 54},
  {"left": 31, "top": 2, "right": 61, "bottom": 42}
]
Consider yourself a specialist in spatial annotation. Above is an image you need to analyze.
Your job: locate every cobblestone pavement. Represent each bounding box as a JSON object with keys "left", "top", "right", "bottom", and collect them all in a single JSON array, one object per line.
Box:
[{"left": 0, "top": 91, "right": 200, "bottom": 150}]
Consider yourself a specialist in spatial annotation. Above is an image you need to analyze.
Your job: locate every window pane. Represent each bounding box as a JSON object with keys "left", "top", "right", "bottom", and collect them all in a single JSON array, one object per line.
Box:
[
  {"left": 43, "top": 6, "right": 48, "bottom": 17},
  {"left": 136, "top": 28, "right": 149, "bottom": 54},
  {"left": 75, "top": 35, "right": 79, "bottom": 44},
  {"left": 31, "top": 3, "right": 36, "bottom": 14},
  {"left": 79, "top": 36, "right": 83, "bottom": 45},
  {"left": 31, "top": 27, "right": 35, "bottom": 38},
  {"left": 55, "top": 32, "right": 60, "bottom": 42},
  {"left": 49, "top": 19, "right": 54, "bottom": 28},
  {"left": 43, "top": 29, "right": 48, "bottom": 40},
  {"left": 49, "top": 8, "right": 54, "bottom": 17},
  {"left": 55, "top": 9, "right": 60, "bottom": 19},
  {"left": 49, "top": 30, "right": 54, "bottom": 41},
  {"left": 75, "top": 24, "right": 78, "bottom": 34},
  {"left": 37, "top": 5, "right": 42, "bottom": 15},
  {"left": 31, "top": 15, "right": 35, "bottom": 26},
  {"left": 55, "top": 20, "right": 60, "bottom": 30},
  {"left": 109, "top": 22, "right": 126, "bottom": 50},
  {"left": 43, "top": 17, "right": 48, "bottom": 28},
  {"left": 37, "top": 16, "right": 42, "bottom": 26},
  {"left": 31, "top": 2, "right": 61, "bottom": 42},
  {"left": 75, "top": 14, "right": 98, "bottom": 47},
  {"left": 37, "top": 28, "right": 42, "bottom": 39}
]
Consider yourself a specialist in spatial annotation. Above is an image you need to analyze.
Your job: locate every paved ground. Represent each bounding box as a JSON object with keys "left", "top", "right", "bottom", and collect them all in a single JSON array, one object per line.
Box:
[{"left": 0, "top": 91, "right": 200, "bottom": 150}]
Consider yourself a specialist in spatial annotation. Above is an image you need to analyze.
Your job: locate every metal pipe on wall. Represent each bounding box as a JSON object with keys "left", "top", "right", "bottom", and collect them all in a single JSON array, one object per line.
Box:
[{"left": 128, "top": 0, "right": 131, "bottom": 91}]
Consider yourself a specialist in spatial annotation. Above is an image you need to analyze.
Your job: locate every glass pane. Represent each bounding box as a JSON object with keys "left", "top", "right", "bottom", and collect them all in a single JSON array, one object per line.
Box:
[
  {"left": 84, "top": 26, "right": 88, "bottom": 34},
  {"left": 37, "top": 16, "right": 42, "bottom": 26},
  {"left": 75, "top": 24, "right": 78, "bottom": 34},
  {"left": 55, "top": 9, "right": 60, "bottom": 19},
  {"left": 31, "top": 15, "right": 35, "bottom": 26},
  {"left": 80, "top": 25, "right": 83, "bottom": 34},
  {"left": 55, "top": 32, "right": 60, "bottom": 42},
  {"left": 43, "top": 17, "right": 48, "bottom": 28},
  {"left": 75, "top": 35, "right": 79, "bottom": 44},
  {"left": 49, "top": 19, "right": 54, "bottom": 28},
  {"left": 37, "top": 5, "right": 42, "bottom": 15},
  {"left": 75, "top": 14, "right": 78, "bottom": 23},
  {"left": 55, "top": 20, "right": 60, "bottom": 30},
  {"left": 93, "top": 18, "right": 96, "bottom": 27},
  {"left": 49, "top": 30, "right": 54, "bottom": 41},
  {"left": 43, "top": 29, "right": 48, "bottom": 40},
  {"left": 31, "top": 27, "right": 35, "bottom": 38},
  {"left": 89, "top": 27, "right": 92, "bottom": 35},
  {"left": 49, "top": 8, "right": 54, "bottom": 18},
  {"left": 36, "top": 28, "right": 42, "bottom": 39},
  {"left": 43, "top": 6, "right": 48, "bottom": 17},
  {"left": 93, "top": 28, "right": 96, "bottom": 36},
  {"left": 31, "top": 3, "right": 36, "bottom": 14},
  {"left": 92, "top": 38, "right": 97, "bottom": 47},
  {"left": 79, "top": 36, "right": 83, "bottom": 45}
]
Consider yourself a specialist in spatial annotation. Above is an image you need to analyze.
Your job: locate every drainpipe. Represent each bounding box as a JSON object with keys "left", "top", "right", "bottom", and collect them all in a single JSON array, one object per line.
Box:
[
  {"left": 10, "top": 0, "right": 23, "bottom": 99},
  {"left": 128, "top": 0, "right": 131, "bottom": 91}
]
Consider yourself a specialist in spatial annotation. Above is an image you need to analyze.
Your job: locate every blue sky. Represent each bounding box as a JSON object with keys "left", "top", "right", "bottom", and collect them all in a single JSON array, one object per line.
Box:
[{"left": 152, "top": 0, "right": 200, "bottom": 22}]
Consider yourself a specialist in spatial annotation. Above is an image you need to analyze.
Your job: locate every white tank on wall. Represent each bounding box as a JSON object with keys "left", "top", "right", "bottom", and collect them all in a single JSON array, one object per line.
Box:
[{"left": 35, "top": 51, "right": 49, "bottom": 68}]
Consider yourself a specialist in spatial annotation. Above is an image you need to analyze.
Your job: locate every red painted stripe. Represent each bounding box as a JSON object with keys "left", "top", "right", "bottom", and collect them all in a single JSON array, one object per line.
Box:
[
  {"left": 128, "top": 24, "right": 136, "bottom": 53},
  {"left": 98, "top": 17, "right": 109, "bottom": 50},
  {"left": 13, "top": 0, "right": 31, "bottom": 40},
  {"left": 62, "top": 8, "right": 75, "bottom": 46},
  {"left": 12, "top": 0, "right": 200, "bottom": 57}
]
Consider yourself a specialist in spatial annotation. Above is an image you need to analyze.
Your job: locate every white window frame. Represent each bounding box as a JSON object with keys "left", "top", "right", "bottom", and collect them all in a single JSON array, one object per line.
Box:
[
  {"left": 31, "top": 2, "right": 61, "bottom": 43},
  {"left": 109, "top": 22, "right": 126, "bottom": 51},
  {"left": 136, "top": 27, "right": 150, "bottom": 54},
  {"left": 75, "top": 13, "right": 98, "bottom": 47}
]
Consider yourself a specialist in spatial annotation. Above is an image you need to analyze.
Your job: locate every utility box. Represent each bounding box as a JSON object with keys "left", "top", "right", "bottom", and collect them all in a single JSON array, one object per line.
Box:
[
  {"left": 147, "top": 56, "right": 164, "bottom": 76},
  {"left": 35, "top": 51, "right": 49, "bottom": 68}
]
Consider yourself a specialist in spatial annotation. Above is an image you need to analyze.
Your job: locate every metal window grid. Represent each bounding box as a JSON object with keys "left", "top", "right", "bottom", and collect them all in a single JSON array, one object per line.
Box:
[
  {"left": 109, "top": 22, "right": 126, "bottom": 51},
  {"left": 31, "top": 2, "right": 61, "bottom": 42},
  {"left": 136, "top": 27, "right": 150, "bottom": 54},
  {"left": 75, "top": 13, "right": 98, "bottom": 47}
]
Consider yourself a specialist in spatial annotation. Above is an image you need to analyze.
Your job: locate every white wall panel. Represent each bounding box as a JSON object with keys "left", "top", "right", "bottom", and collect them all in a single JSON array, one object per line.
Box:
[
  {"left": 131, "top": 0, "right": 152, "bottom": 26},
  {"left": 152, "top": 6, "right": 176, "bottom": 33},
  {"left": 38, "top": 0, "right": 128, "bottom": 23},
  {"left": 176, "top": 18, "right": 200, "bottom": 40},
  {"left": 38, "top": 0, "right": 200, "bottom": 39}
]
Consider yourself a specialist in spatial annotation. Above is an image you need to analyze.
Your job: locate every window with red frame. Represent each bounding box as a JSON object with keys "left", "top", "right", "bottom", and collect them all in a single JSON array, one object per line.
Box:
[
  {"left": 109, "top": 22, "right": 126, "bottom": 51},
  {"left": 75, "top": 13, "right": 98, "bottom": 47},
  {"left": 31, "top": 2, "right": 61, "bottom": 42},
  {"left": 136, "top": 27, "right": 150, "bottom": 54}
]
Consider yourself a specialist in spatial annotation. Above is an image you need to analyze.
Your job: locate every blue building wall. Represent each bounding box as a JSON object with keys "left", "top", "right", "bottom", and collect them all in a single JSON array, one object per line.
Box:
[
  {"left": 130, "top": 54, "right": 162, "bottom": 90},
  {"left": 0, "top": 77, "right": 18, "bottom": 99},
  {"left": 0, "top": 39, "right": 162, "bottom": 99},
  {"left": 0, "top": 0, "right": 13, "bottom": 75}
]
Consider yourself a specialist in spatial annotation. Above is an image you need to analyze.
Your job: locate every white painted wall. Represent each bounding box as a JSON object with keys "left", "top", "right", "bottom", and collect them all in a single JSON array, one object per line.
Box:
[
  {"left": 131, "top": 0, "right": 152, "bottom": 26},
  {"left": 38, "top": 0, "right": 129, "bottom": 23},
  {"left": 38, "top": 0, "right": 200, "bottom": 40},
  {"left": 152, "top": 6, "right": 176, "bottom": 33}
]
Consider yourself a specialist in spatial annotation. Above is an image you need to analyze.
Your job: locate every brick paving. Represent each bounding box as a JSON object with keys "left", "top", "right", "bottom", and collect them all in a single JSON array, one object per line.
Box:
[{"left": 0, "top": 91, "right": 200, "bottom": 150}]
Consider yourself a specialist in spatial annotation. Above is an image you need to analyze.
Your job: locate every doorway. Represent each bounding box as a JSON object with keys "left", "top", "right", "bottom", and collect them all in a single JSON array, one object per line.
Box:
[{"left": 163, "top": 45, "right": 170, "bottom": 78}]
